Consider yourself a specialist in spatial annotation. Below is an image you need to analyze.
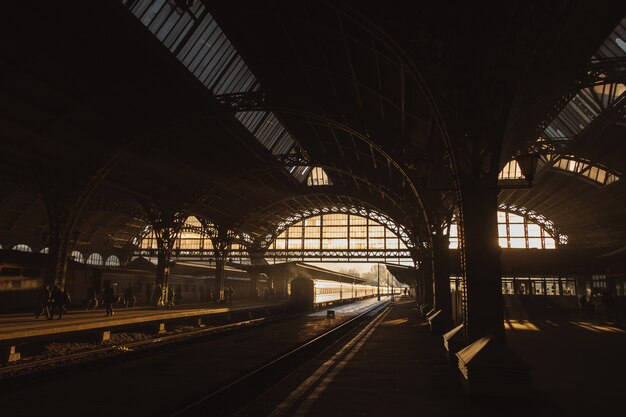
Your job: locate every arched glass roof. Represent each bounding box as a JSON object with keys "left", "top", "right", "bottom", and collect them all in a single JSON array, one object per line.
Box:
[
  {"left": 544, "top": 154, "right": 619, "bottom": 187},
  {"left": 122, "top": 0, "right": 308, "bottom": 181},
  {"left": 266, "top": 212, "right": 412, "bottom": 264},
  {"left": 541, "top": 18, "right": 626, "bottom": 142}
]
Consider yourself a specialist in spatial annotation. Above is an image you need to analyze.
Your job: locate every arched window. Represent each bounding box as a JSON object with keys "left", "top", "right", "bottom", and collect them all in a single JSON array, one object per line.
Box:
[
  {"left": 270, "top": 213, "right": 408, "bottom": 251},
  {"left": 137, "top": 216, "right": 215, "bottom": 254},
  {"left": 70, "top": 250, "right": 84, "bottom": 263},
  {"left": 449, "top": 210, "right": 559, "bottom": 250},
  {"left": 86, "top": 253, "right": 104, "bottom": 265},
  {"left": 105, "top": 255, "right": 121, "bottom": 267},
  {"left": 40, "top": 247, "right": 49, "bottom": 254},
  {"left": 12, "top": 244, "right": 32, "bottom": 252},
  {"left": 499, "top": 160, "right": 524, "bottom": 180},
  {"left": 307, "top": 167, "right": 332, "bottom": 186}
]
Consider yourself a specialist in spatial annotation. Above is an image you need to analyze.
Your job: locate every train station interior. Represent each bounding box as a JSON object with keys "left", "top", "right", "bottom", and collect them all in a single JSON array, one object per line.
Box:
[{"left": 1, "top": 1, "right": 626, "bottom": 416}]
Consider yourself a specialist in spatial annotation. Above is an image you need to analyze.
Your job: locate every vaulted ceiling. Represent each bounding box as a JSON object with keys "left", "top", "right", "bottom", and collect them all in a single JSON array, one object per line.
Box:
[{"left": 0, "top": 0, "right": 624, "bottom": 259}]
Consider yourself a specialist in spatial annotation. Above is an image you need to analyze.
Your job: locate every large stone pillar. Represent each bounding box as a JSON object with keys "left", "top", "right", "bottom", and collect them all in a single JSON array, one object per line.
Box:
[
  {"left": 214, "top": 256, "right": 226, "bottom": 302},
  {"left": 459, "top": 180, "right": 504, "bottom": 342},
  {"left": 417, "top": 254, "right": 433, "bottom": 317},
  {"left": 211, "top": 226, "right": 232, "bottom": 303},
  {"left": 43, "top": 189, "right": 77, "bottom": 289},
  {"left": 453, "top": 173, "right": 530, "bottom": 397},
  {"left": 428, "top": 233, "right": 453, "bottom": 332}
]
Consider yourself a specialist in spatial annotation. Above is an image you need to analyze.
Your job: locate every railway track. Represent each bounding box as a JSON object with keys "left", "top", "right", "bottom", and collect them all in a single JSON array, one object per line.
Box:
[
  {"left": 170, "top": 300, "right": 392, "bottom": 417},
  {"left": 0, "top": 312, "right": 287, "bottom": 384}
]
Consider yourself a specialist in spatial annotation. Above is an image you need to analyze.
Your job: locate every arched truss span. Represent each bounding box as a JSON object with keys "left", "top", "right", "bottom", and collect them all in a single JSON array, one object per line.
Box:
[
  {"left": 498, "top": 204, "right": 569, "bottom": 245},
  {"left": 543, "top": 154, "right": 620, "bottom": 187},
  {"left": 260, "top": 205, "right": 415, "bottom": 255}
]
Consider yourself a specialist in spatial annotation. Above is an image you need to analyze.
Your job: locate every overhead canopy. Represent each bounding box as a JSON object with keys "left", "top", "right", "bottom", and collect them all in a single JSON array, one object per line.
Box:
[{"left": 1, "top": 1, "right": 625, "bottom": 262}]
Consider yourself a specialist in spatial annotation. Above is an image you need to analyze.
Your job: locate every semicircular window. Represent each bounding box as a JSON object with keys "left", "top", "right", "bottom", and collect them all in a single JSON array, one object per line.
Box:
[
  {"left": 449, "top": 210, "right": 564, "bottom": 250},
  {"left": 86, "top": 253, "right": 104, "bottom": 266},
  {"left": 70, "top": 250, "right": 85, "bottom": 263},
  {"left": 306, "top": 167, "right": 332, "bottom": 186},
  {"left": 12, "top": 244, "right": 32, "bottom": 252}
]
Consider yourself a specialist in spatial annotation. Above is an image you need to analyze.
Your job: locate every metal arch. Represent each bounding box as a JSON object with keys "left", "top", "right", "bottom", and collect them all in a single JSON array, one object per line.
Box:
[
  {"left": 498, "top": 203, "right": 568, "bottom": 245},
  {"left": 213, "top": 104, "right": 426, "bottom": 208},
  {"left": 542, "top": 154, "right": 621, "bottom": 186},
  {"left": 217, "top": 1, "right": 460, "bottom": 242},
  {"left": 237, "top": 191, "right": 416, "bottom": 245},
  {"left": 252, "top": 201, "right": 417, "bottom": 252},
  {"left": 189, "top": 159, "right": 417, "bottom": 230}
]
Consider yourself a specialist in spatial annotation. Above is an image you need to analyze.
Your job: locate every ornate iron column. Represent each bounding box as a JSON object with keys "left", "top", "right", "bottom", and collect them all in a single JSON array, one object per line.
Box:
[
  {"left": 211, "top": 226, "right": 233, "bottom": 303},
  {"left": 144, "top": 206, "right": 186, "bottom": 305}
]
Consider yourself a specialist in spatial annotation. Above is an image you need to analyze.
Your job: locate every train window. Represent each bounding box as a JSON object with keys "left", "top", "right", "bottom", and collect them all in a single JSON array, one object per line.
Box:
[
  {"left": 11, "top": 280, "right": 21, "bottom": 288},
  {"left": 22, "top": 268, "right": 41, "bottom": 277},
  {"left": 1, "top": 267, "right": 21, "bottom": 276}
]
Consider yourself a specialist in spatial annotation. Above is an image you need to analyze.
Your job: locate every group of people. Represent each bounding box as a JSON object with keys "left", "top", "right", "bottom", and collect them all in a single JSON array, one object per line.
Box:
[
  {"left": 86, "top": 284, "right": 136, "bottom": 316},
  {"left": 580, "top": 292, "right": 616, "bottom": 320},
  {"left": 151, "top": 284, "right": 182, "bottom": 309},
  {"left": 35, "top": 284, "right": 71, "bottom": 320}
]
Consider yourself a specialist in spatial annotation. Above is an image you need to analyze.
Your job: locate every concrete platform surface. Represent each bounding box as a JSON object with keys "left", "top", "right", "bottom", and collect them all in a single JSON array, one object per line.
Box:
[
  {"left": 0, "top": 300, "right": 285, "bottom": 342},
  {"left": 240, "top": 297, "right": 626, "bottom": 417}
]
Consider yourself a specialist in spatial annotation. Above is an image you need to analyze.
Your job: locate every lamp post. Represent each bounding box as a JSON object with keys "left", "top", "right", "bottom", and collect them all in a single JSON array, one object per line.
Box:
[{"left": 377, "top": 263, "right": 380, "bottom": 301}]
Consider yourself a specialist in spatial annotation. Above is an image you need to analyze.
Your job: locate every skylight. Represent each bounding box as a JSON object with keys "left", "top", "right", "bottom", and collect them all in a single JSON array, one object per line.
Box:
[
  {"left": 542, "top": 18, "right": 626, "bottom": 141},
  {"left": 123, "top": 0, "right": 308, "bottom": 181},
  {"left": 545, "top": 154, "right": 619, "bottom": 186}
]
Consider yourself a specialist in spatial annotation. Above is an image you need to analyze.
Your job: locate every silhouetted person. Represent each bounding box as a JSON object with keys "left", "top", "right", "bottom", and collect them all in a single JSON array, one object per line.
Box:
[
  {"left": 167, "top": 286, "right": 175, "bottom": 309},
  {"left": 174, "top": 285, "right": 182, "bottom": 306},
  {"left": 226, "top": 286, "right": 234, "bottom": 304},
  {"left": 103, "top": 285, "right": 115, "bottom": 317},
  {"left": 35, "top": 284, "right": 51, "bottom": 319},
  {"left": 50, "top": 285, "right": 66, "bottom": 320},
  {"left": 123, "top": 284, "right": 135, "bottom": 307},
  {"left": 152, "top": 284, "right": 163, "bottom": 308},
  {"left": 86, "top": 286, "right": 97, "bottom": 310}
]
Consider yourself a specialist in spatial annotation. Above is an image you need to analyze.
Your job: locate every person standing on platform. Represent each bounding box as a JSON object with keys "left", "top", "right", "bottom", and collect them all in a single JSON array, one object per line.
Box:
[
  {"left": 103, "top": 284, "right": 116, "bottom": 317},
  {"left": 49, "top": 285, "right": 66, "bottom": 320},
  {"left": 86, "top": 285, "right": 97, "bottom": 310},
  {"left": 123, "top": 284, "right": 135, "bottom": 307},
  {"left": 35, "top": 284, "right": 51, "bottom": 319},
  {"left": 167, "top": 285, "right": 175, "bottom": 309}
]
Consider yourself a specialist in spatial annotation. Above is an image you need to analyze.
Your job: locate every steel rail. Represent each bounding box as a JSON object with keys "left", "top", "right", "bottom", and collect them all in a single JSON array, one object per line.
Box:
[{"left": 170, "top": 300, "right": 391, "bottom": 417}]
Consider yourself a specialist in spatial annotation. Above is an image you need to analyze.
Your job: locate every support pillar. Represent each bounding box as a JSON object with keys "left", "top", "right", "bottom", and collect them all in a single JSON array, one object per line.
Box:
[
  {"left": 214, "top": 256, "right": 226, "bottom": 302},
  {"left": 420, "top": 255, "right": 434, "bottom": 318},
  {"left": 429, "top": 233, "right": 453, "bottom": 333},
  {"left": 455, "top": 175, "right": 530, "bottom": 397},
  {"left": 461, "top": 182, "right": 504, "bottom": 343},
  {"left": 144, "top": 206, "right": 185, "bottom": 307},
  {"left": 43, "top": 191, "right": 76, "bottom": 289}
]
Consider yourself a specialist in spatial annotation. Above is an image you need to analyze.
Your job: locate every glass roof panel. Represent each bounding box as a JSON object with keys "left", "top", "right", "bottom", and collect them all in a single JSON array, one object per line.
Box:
[
  {"left": 543, "top": 18, "right": 626, "bottom": 141},
  {"left": 123, "top": 0, "right": 303, "bottom": 180}
]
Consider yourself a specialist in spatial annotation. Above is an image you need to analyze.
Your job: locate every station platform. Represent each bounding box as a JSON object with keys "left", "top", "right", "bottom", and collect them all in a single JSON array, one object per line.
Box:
[
  {"left": 242, "top": 296, "right": 626, "bottom": 417},
  {"left": 0, "top": 300, "right": 286, "bottom": 343}
]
